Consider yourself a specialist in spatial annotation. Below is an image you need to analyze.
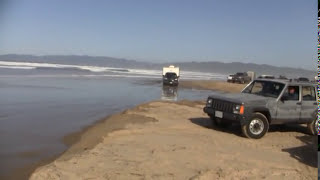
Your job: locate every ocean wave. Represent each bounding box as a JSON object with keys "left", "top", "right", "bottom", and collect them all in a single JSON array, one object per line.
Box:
[
  {"left": 0, "top": 61, "right": 129, "bottom": 73},
  {"left": 0, "top": 74, "right": 226, "bottom": 80},
  {"left": 0, "top": 61, "right": 227, "bottom": 80},
  {"left": 0, "top": 74, "right": 161, "bottom": 79},
  {"left": 0, "top": 65, "right": 36, "bottom": 70}
]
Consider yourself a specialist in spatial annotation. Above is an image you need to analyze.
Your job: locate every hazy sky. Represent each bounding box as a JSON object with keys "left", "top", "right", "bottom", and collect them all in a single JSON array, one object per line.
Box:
[{"left": 0, "top": 0, "right": 317, "bottom": 70}]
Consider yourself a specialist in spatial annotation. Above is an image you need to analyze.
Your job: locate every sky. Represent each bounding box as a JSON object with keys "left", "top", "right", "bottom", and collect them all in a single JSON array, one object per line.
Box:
[{"left": 0, "top": 0, "right": 317, "bottom": 70}]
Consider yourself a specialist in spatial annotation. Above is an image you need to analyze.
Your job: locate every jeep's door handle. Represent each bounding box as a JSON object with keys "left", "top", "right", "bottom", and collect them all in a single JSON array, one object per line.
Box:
[{"left": 296, "top": 102, "right": 302, "bottom": 105}]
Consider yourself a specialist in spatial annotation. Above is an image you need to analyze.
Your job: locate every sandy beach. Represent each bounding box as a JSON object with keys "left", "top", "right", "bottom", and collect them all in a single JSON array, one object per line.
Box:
[{"left": 29, "top": 81, "right": 317, "bottom": 180}]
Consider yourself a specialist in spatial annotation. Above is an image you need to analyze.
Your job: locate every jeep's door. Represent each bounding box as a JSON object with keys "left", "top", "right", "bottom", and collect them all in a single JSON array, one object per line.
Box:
[
  {"left": 276, "top": 86, "right": 301, "bottom": 123},
  {"left": 300, "top": 86, "right": 317, "bottom": 123}
]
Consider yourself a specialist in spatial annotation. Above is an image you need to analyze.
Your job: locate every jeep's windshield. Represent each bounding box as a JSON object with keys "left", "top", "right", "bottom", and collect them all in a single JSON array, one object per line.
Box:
[
  {"left": 164, "top": 72, "right": 177, "bottom": 79},
  {"left": 242, "top": 80, "right": 285, "bottom": 98}
]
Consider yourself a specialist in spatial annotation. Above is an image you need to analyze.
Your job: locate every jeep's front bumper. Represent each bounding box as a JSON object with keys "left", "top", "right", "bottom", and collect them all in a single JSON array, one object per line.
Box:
[
  {"left": 163, "top": 79, "right": 178, "bottom": 86},
  {"left": 203, "top": 107, "right": 247, "bottom": 125}
]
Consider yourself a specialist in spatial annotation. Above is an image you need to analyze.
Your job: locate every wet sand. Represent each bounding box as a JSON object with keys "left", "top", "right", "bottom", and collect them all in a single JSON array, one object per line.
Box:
[
  {"left": 179, "top": 80, "right": 248, "bottom": 93},
  {"left": 137, "top": 79, "right": 248, "bottom": 93},
  {"left": 30, "top": 99, "right": 317, "bottom": 180}
]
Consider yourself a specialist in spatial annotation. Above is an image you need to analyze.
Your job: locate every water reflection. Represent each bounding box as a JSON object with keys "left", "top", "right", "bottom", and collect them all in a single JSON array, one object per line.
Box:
[{"left": 161, "top": 85, "right": 178, "bottom": 101}]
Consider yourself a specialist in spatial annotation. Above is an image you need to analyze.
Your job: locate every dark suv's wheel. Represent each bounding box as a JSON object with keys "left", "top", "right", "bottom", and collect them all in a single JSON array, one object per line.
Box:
[
  {"left": 241, "top": 113, "right": 269, "bottom": 139},
  {"left": 307, "top": 117, "right": 318, "bottom": 135}
]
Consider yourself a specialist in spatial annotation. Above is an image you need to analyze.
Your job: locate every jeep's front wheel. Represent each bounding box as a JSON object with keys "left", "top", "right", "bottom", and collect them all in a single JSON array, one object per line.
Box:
[
  {"left": 241, "top": 113, "right": 269, "bottom": 139},
  {"left": 307, "top": 117, "right": 318, "bottom": 135}
]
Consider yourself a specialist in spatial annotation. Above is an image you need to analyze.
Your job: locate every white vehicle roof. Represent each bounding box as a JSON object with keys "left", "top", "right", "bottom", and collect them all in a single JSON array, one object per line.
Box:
[{"left": 163, "top": 65, "right": 180, "bottom": 76}]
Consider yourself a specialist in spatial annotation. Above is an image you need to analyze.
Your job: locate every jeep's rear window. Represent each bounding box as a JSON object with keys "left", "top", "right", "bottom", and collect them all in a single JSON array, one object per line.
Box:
[
  {"left": 302, "top": 86, "right": 316, "bottom": 101},
  {"left": 242, "top": 80, "right": 285, "bottom": 98}
]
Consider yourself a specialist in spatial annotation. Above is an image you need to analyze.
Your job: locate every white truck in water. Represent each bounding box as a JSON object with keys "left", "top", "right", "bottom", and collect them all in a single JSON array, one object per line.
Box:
[{"left": 162, "top": 65, "right": 180, "bottom": 86}]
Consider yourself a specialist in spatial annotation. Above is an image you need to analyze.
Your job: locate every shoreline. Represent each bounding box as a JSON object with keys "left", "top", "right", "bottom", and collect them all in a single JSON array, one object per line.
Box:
[
  {"left": 20, "top": 102, "right": 160, "bottom": 179},
  {"left": 53, "top": 80, "right": 231, "bottom": 161},
  {"left": 58, "top": 102, "right": 159, "bottom": 161},
  {"left": 6, "top": 79, "right": 222, "bottom": 180},
  {"left": 56, "top": 100, "right": 205, "bottom": 162},
  {"left": 8, "top": 102, "right": 158, "bottom": 180},
  {"left": 17, "top": 80, "right": 317, "bottom": 179},
  {"left": 178, "top": 80, "right": 247, "bottom": 93},
  {"left": 136, "top": 79, "right": 248, "bottom": 93},
  {"left": 28, "top": 100, "right": 206, "bottom": 179},
  {"left": 21, "top": 100, "right": 204, "bottom": 179},
  {"left": 30, "top": 98, "right": 317, "bottom": 179}
]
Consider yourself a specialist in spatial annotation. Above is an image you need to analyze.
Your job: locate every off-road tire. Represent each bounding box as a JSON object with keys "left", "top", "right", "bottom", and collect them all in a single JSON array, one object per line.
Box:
[
  {"left": 307, "top": 117, "right": 318, "bottom": 135},
  {"left": 241, "top": 112, "right": 269, "bottom": 139}
]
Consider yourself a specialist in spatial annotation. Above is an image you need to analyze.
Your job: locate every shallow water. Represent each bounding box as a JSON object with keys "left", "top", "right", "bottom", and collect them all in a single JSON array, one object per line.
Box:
[{"left": 0, "top": 75, "right": 214, "bottom": 178}]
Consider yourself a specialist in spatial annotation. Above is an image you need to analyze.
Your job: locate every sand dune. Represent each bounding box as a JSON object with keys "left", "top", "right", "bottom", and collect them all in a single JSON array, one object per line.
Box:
[{"left": 30, "top": 100, "right": 317, "bottom": 180}]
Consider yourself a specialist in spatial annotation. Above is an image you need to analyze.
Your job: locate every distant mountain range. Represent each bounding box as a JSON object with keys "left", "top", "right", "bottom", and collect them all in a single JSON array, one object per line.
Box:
[{"left": 0, "top": 54, "right": 316, "bottom": 79}]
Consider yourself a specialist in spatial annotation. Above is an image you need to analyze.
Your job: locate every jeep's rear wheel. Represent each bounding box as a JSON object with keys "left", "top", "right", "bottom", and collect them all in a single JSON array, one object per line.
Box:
[
  {"left": 241, "top": 113, "right": 269, "bottom": 139},
  {"left": 307, "top": 117, "right": 318, "bottom": 135}
]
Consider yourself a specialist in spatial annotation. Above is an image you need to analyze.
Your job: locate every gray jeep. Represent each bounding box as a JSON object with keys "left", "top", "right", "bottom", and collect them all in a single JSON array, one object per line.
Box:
[{"left": 203, "top": 79, "right": 318, "bottom": 139}]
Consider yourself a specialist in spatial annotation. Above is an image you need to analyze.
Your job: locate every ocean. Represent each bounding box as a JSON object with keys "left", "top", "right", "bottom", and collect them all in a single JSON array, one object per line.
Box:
[{"left": 0, "top": 60, "right": 227, "bottom": 178}]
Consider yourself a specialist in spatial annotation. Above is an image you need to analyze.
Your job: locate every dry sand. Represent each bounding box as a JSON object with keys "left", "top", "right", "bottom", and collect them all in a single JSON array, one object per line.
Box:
[{"left": 30, "top": 100, "right": 317, "bottom": 180}]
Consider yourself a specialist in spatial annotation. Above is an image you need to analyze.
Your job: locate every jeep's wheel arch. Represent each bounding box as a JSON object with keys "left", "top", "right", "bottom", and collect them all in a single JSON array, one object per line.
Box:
[
  {"left": 240, "top": 108, "right": 271, "bottom": 125},
  {"left": 251, "top": 108, "right": 271, "bottom": 124}
]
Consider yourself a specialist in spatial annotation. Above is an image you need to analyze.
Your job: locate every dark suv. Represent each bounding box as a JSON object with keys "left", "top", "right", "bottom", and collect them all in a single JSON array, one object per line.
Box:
[
  {"left": 163, "top": 72, "right": 179, "bottom": 86},
  {"left": 231, "top": 72, "right": 251, "bottom": 84},
  {"left": 203, "top": 79, "right": 318, "bottom": 139}
]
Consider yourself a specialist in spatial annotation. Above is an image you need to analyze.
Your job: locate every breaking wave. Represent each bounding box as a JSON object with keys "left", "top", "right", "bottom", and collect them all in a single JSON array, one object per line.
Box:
[
  {"left": 0, "top": 61, "right": 227, "bottom": 80},
  {"left": 0, "top": 61, "right": 129, "bottom": 73},
  {"left": 0, "top": 65, "right": 36, "bottom": 70}
]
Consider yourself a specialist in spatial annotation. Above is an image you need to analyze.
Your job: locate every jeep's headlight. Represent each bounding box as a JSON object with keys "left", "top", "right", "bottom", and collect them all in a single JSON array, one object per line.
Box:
[
  {"left": 233, "top": 105, "right": 240, "bottom": 114},
  {"left": 206, "top": 99, "right": 212, "bottom": 107},
  {"left": 233, "top": 104, "right": 244, "bottom": 114}
]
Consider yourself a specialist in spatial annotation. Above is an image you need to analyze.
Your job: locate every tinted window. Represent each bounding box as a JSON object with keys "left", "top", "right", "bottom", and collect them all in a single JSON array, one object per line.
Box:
[
  {"left": 242, "top": 80, "right": 285, "bottom": 98},
  {"left": 165, "top": 73, "right": 177, "bottom": 78},
  {"left": 302, "top": 86, "right": 316, "bottom": 101},
  {"left": 283, "top": 86, "right": 299, "bottom": 101}
]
